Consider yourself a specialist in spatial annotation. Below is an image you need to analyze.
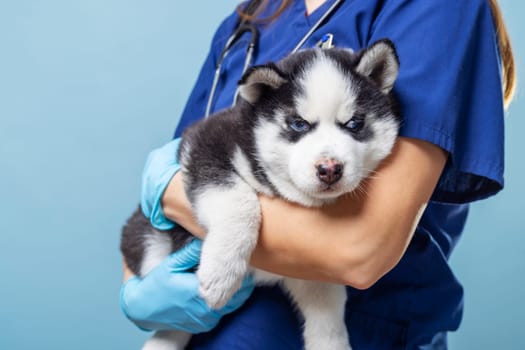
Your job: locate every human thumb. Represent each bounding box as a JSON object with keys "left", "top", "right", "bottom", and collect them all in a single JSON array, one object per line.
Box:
[{"left": 167, "top": 239, "right": 202, "bottom": 272}]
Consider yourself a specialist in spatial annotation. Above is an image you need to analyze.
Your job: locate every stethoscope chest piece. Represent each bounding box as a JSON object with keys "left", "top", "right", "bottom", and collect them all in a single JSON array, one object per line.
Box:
[{"left": 316, "top": 33, "right": 335, "bottom": 49}]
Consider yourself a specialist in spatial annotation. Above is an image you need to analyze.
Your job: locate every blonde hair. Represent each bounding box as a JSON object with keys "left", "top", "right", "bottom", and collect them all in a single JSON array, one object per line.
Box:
[
  {"left": 489, "top": 0, "right": 516, "bottom": 108},
  {"left": 238, "top": 0, "right": 516, "bottom": 108},
  {"left": 236, "top": 0, "right": 291, "bottom": 22}
]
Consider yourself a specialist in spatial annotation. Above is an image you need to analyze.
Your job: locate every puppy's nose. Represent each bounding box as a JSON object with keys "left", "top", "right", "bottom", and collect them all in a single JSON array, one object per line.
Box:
[{"left": 316, "top": 160, "right": 344, "bottom": 185}]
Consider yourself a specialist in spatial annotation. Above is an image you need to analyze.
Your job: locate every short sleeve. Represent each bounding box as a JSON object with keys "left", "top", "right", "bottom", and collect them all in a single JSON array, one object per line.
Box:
[{"left": 369, "top": 0, "right": 505, "bottom": 203}]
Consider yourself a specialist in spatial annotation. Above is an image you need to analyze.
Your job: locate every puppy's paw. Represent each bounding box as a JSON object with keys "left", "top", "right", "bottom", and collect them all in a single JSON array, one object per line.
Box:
[
  {"left": 197, "top": 261, "right": 245, "bottom": 309},
  {"left": 142, "top": 339, "right": 179, "bottom": 350},
  {"left": 303, "top": 329, "right": 351, "bottom": 350},
  {"left": 142, "top": 330, "right": 189, "bottom": 350},
  {"left": 304, "top": 337, "right": 351, "bottom": 350}
]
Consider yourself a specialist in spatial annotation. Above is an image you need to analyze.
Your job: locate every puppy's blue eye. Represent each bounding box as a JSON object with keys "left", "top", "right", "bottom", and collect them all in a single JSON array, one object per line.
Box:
[
  {"left": 345, "top": 115, "right": 365, "bottom": 132},
  {"left": 289, "top": 118, "right": 311, "bottom": 133}
]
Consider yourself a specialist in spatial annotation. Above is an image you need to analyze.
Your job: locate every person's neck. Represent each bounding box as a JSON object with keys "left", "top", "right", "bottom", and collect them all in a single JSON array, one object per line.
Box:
[{"left": 304, "top": 0, "right": 327, "bottom": 15}]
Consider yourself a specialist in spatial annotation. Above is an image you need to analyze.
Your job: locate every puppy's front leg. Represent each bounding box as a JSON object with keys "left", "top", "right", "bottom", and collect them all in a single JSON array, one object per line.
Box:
[
  {"left": 194, "top": 179, "right": 260, "bottom": 309},
  {"left": 283, "top": 279, "right": 351, "bottom": 350}
]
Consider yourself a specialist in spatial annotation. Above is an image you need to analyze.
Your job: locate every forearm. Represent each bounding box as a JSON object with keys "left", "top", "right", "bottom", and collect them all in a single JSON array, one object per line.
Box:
[{"left": 251, "top": 178, "right": 424, "bottom": 287}]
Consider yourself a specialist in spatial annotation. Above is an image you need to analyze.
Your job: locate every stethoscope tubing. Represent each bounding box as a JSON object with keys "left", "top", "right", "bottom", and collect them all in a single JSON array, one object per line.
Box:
[
  {"left": 205, "top": 0, "right": 345, "bottom": 118},
  {"left": 205, "top": 23, "right": 259, "bottom": 117}
]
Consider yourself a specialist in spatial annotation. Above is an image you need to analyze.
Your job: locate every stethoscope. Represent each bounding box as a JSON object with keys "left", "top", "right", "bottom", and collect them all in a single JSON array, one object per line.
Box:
[{"left": 205, "top": 0, "right": 345, "bottom": 117}]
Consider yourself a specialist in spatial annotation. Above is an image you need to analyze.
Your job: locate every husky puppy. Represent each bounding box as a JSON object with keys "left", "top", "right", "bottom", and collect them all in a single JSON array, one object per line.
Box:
[{"left": 121, "top": 39, "right": 401, "bottom": 350}]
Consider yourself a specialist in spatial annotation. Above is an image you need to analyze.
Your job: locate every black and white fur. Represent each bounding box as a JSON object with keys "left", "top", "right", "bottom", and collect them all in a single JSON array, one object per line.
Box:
[{"left": 121, "top": 39, "right": 401, "bottom": 350}]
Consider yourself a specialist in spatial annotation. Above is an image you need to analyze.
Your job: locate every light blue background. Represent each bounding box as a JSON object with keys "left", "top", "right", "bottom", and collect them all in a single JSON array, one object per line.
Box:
[{"left": 0, "top": 1, "right": 523, "bottom": 349}]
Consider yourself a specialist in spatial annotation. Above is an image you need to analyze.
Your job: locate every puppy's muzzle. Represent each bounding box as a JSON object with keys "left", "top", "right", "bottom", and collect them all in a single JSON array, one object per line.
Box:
[{"left": 315, "top": 159, "right": 344, "bottom": 185}]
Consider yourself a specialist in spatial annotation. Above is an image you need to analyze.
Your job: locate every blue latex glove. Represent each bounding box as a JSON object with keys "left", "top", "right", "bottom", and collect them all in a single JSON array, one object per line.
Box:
[
  {"left": 141, "top": 138, "right": 182, "bottom": 230},
  {"left": 120, "top": 239, "right": 255, "bottom": 333}
]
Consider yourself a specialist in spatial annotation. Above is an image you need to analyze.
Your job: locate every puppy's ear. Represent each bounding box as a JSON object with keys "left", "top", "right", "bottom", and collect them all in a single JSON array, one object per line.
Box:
[
  {"left": 238, "top": 63, "right": 288, "bottom": 104},
  {"left": 356, "top": 39, "right": 399, "bottom": 93}
]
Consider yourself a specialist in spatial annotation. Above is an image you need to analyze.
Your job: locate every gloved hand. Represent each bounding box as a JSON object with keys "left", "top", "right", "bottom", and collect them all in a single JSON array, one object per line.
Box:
[
  {"left": 141, "top": 138, "right": 182, "bottom": 230},
  {"left": 120, "top": 239, "right": 255, "bottom": 333}
]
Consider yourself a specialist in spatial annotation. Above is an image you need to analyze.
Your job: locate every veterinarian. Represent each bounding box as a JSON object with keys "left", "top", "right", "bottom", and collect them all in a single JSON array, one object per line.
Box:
[{"left": 120, "top": 0, "right": 515, "bottom": 348}]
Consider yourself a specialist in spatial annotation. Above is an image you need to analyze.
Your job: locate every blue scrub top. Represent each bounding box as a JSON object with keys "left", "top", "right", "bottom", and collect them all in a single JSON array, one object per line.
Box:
[{"left": 173, "top": 0, "right": 505, "bottom": 348}]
